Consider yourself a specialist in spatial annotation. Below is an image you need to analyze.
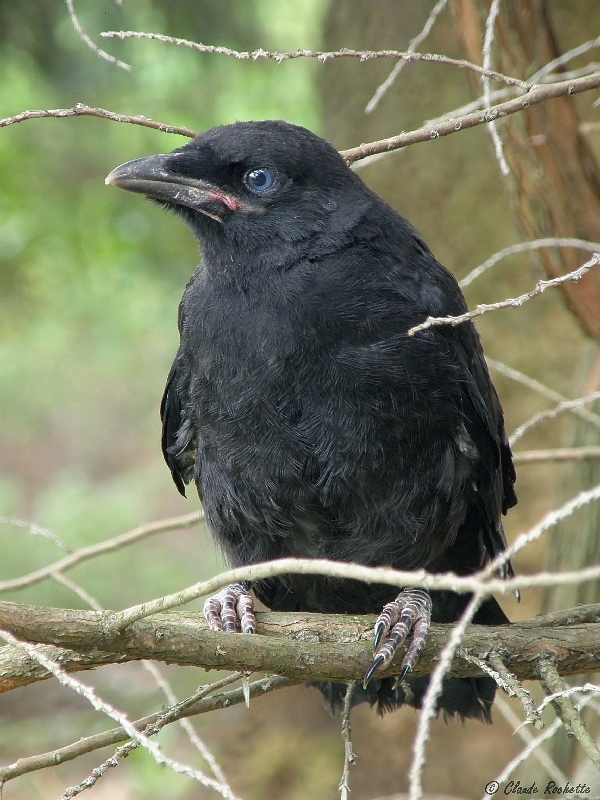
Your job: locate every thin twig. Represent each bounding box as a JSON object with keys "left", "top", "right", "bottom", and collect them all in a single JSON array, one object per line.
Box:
[
  {"left": 480, "top": 717, "right": 564, "bottom": 800},
  {"left": 339, "top": 681, "right": 357, "bottom": 800},
  {"left": 510, "top": 392, "right": 600, "bottom": 446},
  {"left": 482, "top": 0, "right": 510, "bottom": 175},
  {"left": 512, "top": 446, "right": 600, "bottom": 464},
  {"left": 494, "top": 695, "right": 568, "bottom": 785},
  {"left": 142, "top": 661, "right": 233, "bottom": 786},
  {"left": 0, "top": 104, "right": 197, "bottom": 137},
  {"left": 65, "top": 0, "right": 131, "bottom": 71},
  {"left": 486, "top": 358, "right": 600, "bottom": 429},
  {"left": 0, "top": 509, "right": 203, "bottom": 593},
  {"left": 365, "top": 0, "right": 450, "bottom": 113},
  {"left": 536, "top": 681, "right": 600, "bottom": 716},
  {"left": 51, "top": 572, "right": 102, "bottom": 609},
  {"left": 0, "top": 675, "right": 292, "bottom": 784},
  {"left": 0, "top": 517, "right": 70, "bottom": 551},
  {"left": 459, "top": 237, "right": 600, "bottom": 288},
  {"left": 487, "top": 653, "right": 541, "bottom": 726},
  {"left": 38, "top": 565, "right": 234, "bottom": 790},
  {"left": 408, "top": 254, "right": 600, "bottom": 335},
  {"left": 341, "top": 70, "right": 600, "bottom": 163},
  {"left": 459, "top": 650, "right": 541, "bottom": 726},
  {"left": 61, "top": 673, "right": 244, "bottom": 800},
  {"left": 100, "top": 32, "right": 528, "bottom": 89},
  {"left": 483, "top": 482, "right": 600, "bottom": 580},
  {"left": 0, "top": 631, "right": 231, "bottom": 794},
  {"left": 355, "top": 70, "right": 598, "bottom": 171},
  {"left": 458, "top": 650, "right": 514, "bottom": 692},
  {"left": 539, "top": 661, "right": 600, "bottom": 770},
  {"left": 529, "top": 34, "right": 600, "bottom": 82},
  {"left": 3, "top": 69, "right": 600, "bottom": 171},
  {"left": 409, "top": 592, "right": 484, "bottom": 800}
]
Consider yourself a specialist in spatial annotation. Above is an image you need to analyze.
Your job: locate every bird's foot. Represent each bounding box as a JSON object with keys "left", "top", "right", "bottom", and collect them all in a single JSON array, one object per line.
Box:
[
  {"left": 364, "top": 588, "right": 432, "bottom": 687},
  {"left": 203, "top": 582, "right": 256, "bottom": 634}
]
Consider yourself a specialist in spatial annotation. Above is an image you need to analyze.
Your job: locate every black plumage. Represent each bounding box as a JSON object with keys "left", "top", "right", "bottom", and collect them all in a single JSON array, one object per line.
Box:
[{"left": 106, "top": 120, "right": 516, "bottom": 721}]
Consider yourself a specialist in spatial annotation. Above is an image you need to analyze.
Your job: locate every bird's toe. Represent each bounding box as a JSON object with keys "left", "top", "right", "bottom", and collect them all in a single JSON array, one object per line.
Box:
[
  {"left": 364, "top": 588, "right": 432, "bottom": 686},
  {"left": 203, "top": 582, "right": 256, "bottom": 634}
]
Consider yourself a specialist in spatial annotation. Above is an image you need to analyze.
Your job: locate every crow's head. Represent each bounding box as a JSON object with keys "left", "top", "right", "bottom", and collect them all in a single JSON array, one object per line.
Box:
[{"left": 106, "top": 120, "right": 370, "bottom": 253}]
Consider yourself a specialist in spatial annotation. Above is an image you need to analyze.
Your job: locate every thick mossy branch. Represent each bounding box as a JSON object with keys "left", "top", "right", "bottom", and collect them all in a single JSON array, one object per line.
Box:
[{"left": 1, "top": 601, "right": 600, "bottom": 693}]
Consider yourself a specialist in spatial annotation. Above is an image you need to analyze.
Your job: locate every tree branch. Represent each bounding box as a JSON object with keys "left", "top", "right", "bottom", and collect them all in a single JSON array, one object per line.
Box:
[
  {"left": 341, "top": 70, "right": 600, "bottom": 163},
  {"left": 2, "top": 70, "right": 599, "bottom": 173},
  {"left": 539, "top": 661, "right": 600, "bottom": 770},
  {"left": 0, "top": 103, "right": 197, "bottom": 138},
  {"left": 0, "top": 674, "right": 293, "bottom": 784},
  {"left": 100, "top": 32, "right": 528, "bottom": 88},
  {"left": 408, "top": 254, "right": 600, "bottom": 335},
  {"left": 1, "top": 602, "right": 599, "bottom": 692},
  {"left": 65, "top": 0, "right": 131, "bottom": 72},
  {"left": 0, "top": 509, "right": 203, "bottom": 594},
  {"left": 512, "top": 447, "right": 600, "bottom": 464}
]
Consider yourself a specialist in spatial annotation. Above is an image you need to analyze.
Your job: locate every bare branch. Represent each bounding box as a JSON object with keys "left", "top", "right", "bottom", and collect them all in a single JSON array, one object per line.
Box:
[
  {"left": 3, "top": 71, "right": 599, "bottom": 177},
  {"left": 142, "top": 661, "right": 233, "bottom": 786},
  {"left": 1, "top": 602, "right": 598, "bottom": 688},
  {"left": 51, "top": 572, "right": 102, "bottom": 609},
  {"left": 494, "top": 695, "right": 568, "bottom": 784},
  {"left": 0, "top": 674, "right": 291, "bottom": 785},
  {"left": 365, "top": 0, "right": 450, "bottom": 114},
  {"left": 460, "top": 237, "right": 600, "bottom": 289},
  {"left": 409, "top": 592, "right": 483, "bottom": 800},
  {"left": 408, "top": 255, "right": 600, "bottom": 335},
  {"left": 512, "top": 446, "right": 600, "bottom": 464},
  {"left": 355, "top": 68, "right": 598, "bottom": 172},
  {"left": 0, "top": 630, "right": 240, "bottom": 797},
  {"left": 480, "top": 716, "right": 564, "bottom": 800},
  {"left": 510, "top": 393, "right": 600, "bottom": 446},
  {"left": 100, "top": 31, "right": 528, "bottom": 89},
  {"left": 0, "top": 509, "right": 203, "bottom": 593},
  {"left": 487, "top": 652, "right": 541, "bottom": 726},
  {"left": 0, "top": 104, "right": 197, "bottom": 137},
  {"left": 529, "top": 34, "right": 600, "bottom": 82},
  {"left": 486, "top": 483, "right": 600, "bottom": 579},
  {"left": 341, "top": 70, "right": 600, "bottom": 163},
  {"left": 486, "top": 358, "right": 600, "bottom": 429},
  {"left": 60, "top": 673, "right": 243, "bottom": 800},
  {"left": 65, "top": 0, "right": 131, "bottom": 71},
  {"left": 339, "top": 681, "right": 357, "bottom": 800},
  {"left": 539, "top": 661, "right": 600, "bottom": 770},
  {"left": 0, "top": 517, "right": 70, "bottom": 551},
  {"left": 482, "top": 0, "right": 510, "bottom": 175}
]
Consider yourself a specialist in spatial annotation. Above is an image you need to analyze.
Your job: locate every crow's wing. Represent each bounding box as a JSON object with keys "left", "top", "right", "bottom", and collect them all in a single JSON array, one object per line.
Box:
[
  {"left": 160, "top": 276, "right": 199, "bottom": 497},
  {"left": 452, "top": 319, "right": 517, "bottom": 572}
]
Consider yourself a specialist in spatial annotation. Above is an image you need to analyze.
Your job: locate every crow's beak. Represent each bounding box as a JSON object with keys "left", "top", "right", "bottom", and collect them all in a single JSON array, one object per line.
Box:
[{"left": 106, "top": 154, "right": 240, "bottom": 220}]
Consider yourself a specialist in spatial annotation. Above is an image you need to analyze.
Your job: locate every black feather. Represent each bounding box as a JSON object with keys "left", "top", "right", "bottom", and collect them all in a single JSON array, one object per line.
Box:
[{"left": 111, "top": 120, "right": 517, "bottom": 720}]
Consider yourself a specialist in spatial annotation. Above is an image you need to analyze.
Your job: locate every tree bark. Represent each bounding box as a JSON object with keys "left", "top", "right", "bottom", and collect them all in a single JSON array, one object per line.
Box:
[
  {"left": 454, "top": 0, "right": 600, "bottom": 339},
  {"left": 1, "top": 600, "right": 600, "bottom": 692}
]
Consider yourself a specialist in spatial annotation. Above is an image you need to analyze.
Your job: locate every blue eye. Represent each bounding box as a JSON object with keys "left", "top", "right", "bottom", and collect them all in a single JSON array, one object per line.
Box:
[{"left": 245, "top": 167, "right": 277, "bottom": 193}]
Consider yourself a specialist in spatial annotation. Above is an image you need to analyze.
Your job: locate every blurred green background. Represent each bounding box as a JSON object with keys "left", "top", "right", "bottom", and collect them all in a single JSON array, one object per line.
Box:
[{"left": 0, "top": 2, "right": 598, "bottom": 799}]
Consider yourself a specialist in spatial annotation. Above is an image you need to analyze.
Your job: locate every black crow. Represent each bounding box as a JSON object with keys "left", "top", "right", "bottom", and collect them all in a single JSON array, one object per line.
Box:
[{"left": 106, "top": 120, "right": 516, "bottom": 720}]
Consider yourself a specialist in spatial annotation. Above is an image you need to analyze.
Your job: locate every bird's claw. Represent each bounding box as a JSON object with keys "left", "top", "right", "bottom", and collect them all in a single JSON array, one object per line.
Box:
[
  {"left": 203, "top": 582, "right": 256, "bottom": 634},
  {"left": 364, "top": 588, "right": 432, "bottom": 688}
]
